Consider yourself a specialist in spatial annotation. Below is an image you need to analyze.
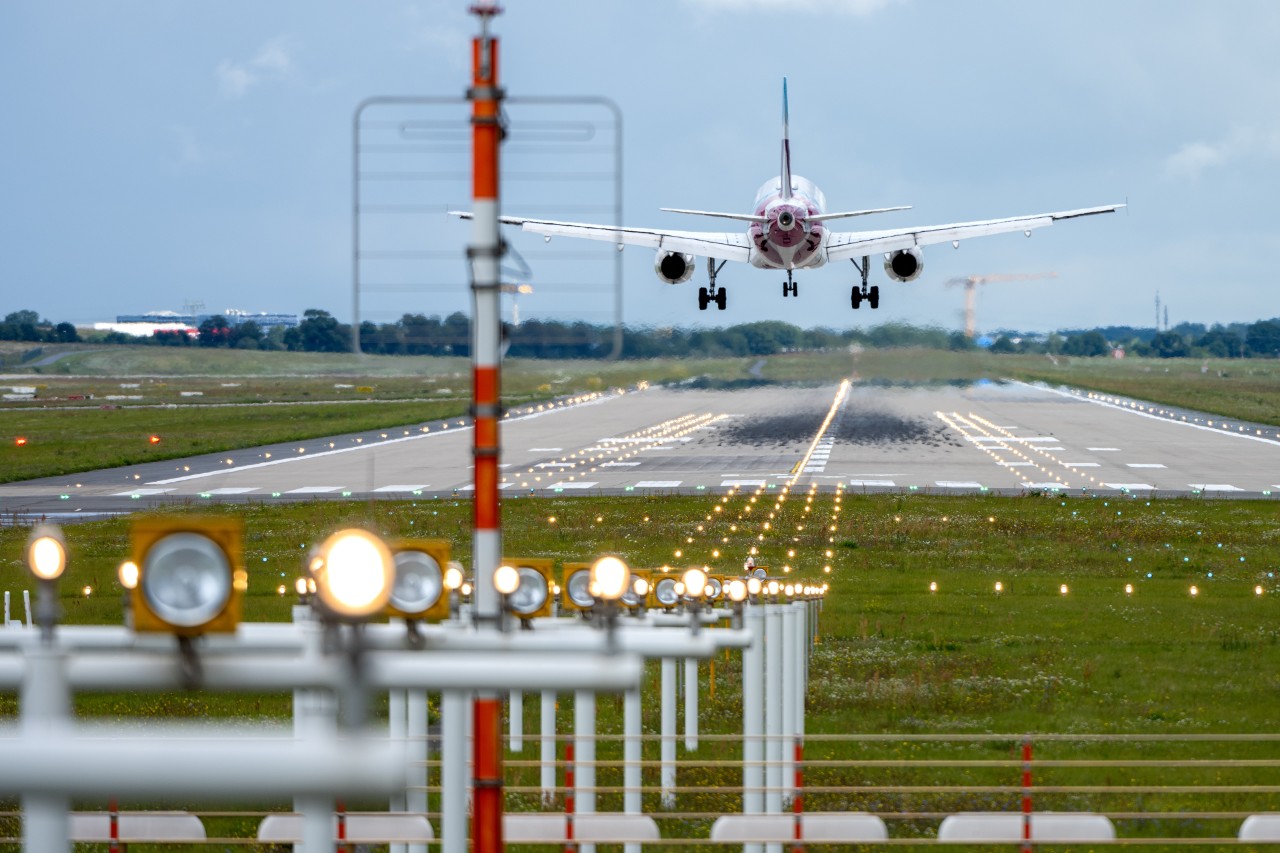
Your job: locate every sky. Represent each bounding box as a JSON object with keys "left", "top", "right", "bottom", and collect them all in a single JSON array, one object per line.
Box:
[{"left": 2, "top": 1, "right": 1278, "bottom": 335}]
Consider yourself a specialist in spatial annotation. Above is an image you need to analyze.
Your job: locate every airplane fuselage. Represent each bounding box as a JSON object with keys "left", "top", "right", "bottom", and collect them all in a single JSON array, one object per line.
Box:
[{"left": 748, "top": 174, "right": 830, "bottom": 271}]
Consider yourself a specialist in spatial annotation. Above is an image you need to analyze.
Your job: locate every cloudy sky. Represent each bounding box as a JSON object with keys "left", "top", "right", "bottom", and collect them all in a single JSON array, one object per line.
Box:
[{"left": 3, "top": 1, "right": 1277, "bottom": 334}]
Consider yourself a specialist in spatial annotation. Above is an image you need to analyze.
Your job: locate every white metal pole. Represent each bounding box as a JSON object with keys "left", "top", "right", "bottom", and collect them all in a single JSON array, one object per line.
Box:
[
  {"left": 574, "top": 689, "right": 597, "bottom": 853},
  {"left": 741, "top": 603, "right": 765, "bottom": 853},
  {"left": 23, "top": 590, "right": 32, "bottom": 628},
  {"left": 781, "top": 604, "right": 795, "bottom": 803},
  {"left": 407, "top": 690, "right": 428, "bottom": 853},
  {"left": 623, "top": 686, "right": 642, "bottom": 853},
  {"left": 764, "top": 605, "right": 782, "bottom": 822},
  {"left": 683, "top": 657, "right": 698, "bottom": 751},
  {"left": 660, "top": 657, "right": 676, "bottom": 808},
  {"left": 389, "top": 689, "right": 407, "bottom": 853},
  {"left": 291, "top": 608, "right": 335, "bottom": 853},
  {"left": 440, "top": 690, "right": 467, "bottom": 853},
  {"left": 794, "top": 601, "right": 806, "bottom": 747},
  {"left": 21, "top": 645, "right": 70, "bottom": 853},
  {"left": 540, "top": 690, "right": 556, "bottom": 804},
  {"left": 510, "top": 689, "right": 523, "bottom": 752}
]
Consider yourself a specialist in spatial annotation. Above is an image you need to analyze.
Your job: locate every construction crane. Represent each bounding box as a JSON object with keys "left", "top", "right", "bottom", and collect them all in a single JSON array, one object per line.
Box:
[{"left": 943, "top": 273, "right": 1058, "bottom": 338}]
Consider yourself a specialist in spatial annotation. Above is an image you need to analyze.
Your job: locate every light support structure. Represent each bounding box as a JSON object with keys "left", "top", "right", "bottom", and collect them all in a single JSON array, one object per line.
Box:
[
  {"left": 741, "top": 602, "right": 765, "bottom": 853},
  {"left": 467, "top": 8, "right": 506, "bottom": 853}
]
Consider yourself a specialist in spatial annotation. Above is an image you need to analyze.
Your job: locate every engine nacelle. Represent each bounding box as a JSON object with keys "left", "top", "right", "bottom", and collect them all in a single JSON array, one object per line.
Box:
[
  {"left": 883, "top": 247, "right": 924, "bottom": 282},
  {"left": 654, "top": 251, "right": 695, "bottom": 285}
]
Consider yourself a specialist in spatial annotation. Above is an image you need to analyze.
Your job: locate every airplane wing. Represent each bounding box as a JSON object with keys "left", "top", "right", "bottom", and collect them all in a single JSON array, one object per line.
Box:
[
  {"left": 451, "top": 212, "right": 753, "bottom": 263},
  {"left": 825, "top": 204, "right": 1123, "bottom": 261}
]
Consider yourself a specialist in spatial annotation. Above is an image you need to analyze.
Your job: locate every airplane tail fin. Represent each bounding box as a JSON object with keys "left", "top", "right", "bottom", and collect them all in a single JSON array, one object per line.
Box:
[{"left": 780, "top": 77, "right": 793, "bottom": 200}]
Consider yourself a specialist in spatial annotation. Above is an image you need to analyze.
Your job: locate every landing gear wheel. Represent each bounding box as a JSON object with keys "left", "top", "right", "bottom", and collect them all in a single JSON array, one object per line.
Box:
[
  {"left": 868, "top": 285, "right": 880, "bottom": 309},
  {"left": 851, "top": 287, "right": 863, "bottom": 309},
  {"left": 698, "top": 287, "right": 710, "bottom": 311},
  {"left": 715, "top": 288, "right": 727, "bottom": 310},
  {"left": 781, "top": 281, "right": 790, "bottom": 298}
]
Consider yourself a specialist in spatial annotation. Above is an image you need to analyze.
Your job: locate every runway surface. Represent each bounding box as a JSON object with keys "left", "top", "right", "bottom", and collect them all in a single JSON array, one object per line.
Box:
[{"left": 3, "top": 380, "right": 1279, "bottom": 522}]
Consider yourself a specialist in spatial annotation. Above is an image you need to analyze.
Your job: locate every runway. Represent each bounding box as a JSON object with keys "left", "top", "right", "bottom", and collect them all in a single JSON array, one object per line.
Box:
[{"left": 3, "top": 380, "right": 1279, "bottom": 522}]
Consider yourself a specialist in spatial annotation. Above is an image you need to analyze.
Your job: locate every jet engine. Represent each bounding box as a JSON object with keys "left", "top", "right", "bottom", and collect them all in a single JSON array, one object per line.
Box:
[
  {"left": 655, "top": 251, "right": 695, "bottom": 285},
  {"left": 884, "top": 247, "right": 924, "bottom": 282}
]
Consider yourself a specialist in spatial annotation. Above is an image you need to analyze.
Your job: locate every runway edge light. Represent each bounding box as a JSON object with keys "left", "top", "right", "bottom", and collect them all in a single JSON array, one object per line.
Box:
[
  {"left": 129, "top": 516, "right": 245, "bottom": 636},
  {"left": 387, "top": 539, "right": 452, "bottom": 621},
  {"left": 561, "top": 562, "right": 594, "bottom": 612}
]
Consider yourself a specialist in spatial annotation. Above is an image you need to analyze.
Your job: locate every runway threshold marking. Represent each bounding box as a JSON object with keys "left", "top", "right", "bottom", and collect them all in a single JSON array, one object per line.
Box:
[{"left": 787, "top": 380, "right": 849, "bottom": 481}]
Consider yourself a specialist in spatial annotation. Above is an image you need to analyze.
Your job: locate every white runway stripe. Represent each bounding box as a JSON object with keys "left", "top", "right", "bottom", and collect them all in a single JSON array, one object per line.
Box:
[
  {"left": 1126, "top": 463, "right": 1166, "bottom": 468},
  {"left": 848, "top": 479, "right": 895, "bottom": 487},
  {"left": 546, "top": 482, "right": 598, "bottom": 490},
  {"left": 203, "top": 487, "right": 258, "bottom": 495},
  {"left": 936, "top": 481, "right": 983, "bottom": 489},
  {"left": 634, "top": 480, "right": 682, "bottom": 488},
  {"left": 1190, "top": 484, "right": 1243, "bottom": 491},
  {"left": 286, "top": 486, "right": 343, "bottom": 494},
  {"left": 1105, "top": 483, "right": 1155, "bottom": 490},
  {"left": 112, "top": 488, "right": 174, "bottom": 496},
  {"left": 372, "top": 484, "right": 428, "bottom": 492}
]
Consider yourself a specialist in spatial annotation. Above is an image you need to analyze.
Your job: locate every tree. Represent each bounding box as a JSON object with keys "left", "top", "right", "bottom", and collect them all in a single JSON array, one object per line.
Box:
[
  {"left": 1148, "top": 330, "right": 1189, "bottom": 358},
  {"left": 1061, "top": 330, "right": 1110, "bottom": 357},
  {"left": 197, "top": 315, "right": 231, "bottom": 347},
  {"left": 52, "top": 322, "right": 78, "bottom": 343},
  {"left": 296, "top": 309, "right": 350, "bottom": 353},
  {"left": 1245, "top": 320, "right": 1280, "bottom": 357},
  {"left": 1194, "top": 326, "right": 1243, "bottom": 358}
]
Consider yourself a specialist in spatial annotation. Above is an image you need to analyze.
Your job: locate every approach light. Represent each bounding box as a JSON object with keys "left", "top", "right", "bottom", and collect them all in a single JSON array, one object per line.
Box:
[
  {"left": 118, "top": 561, "right": 140, "bottom": 590},
  {"left": 561, "top": 564, "right": 595, "bottom": 611},
  {"left": 746, "top": 577, "right": 762, "bottom": 597},
  {"left": 387, "top": 540, "right": 450, "bottom": 621},
  {"left": 994, "top": 581, "right": 1003, "bottom": 594},
  {"left": 443, "top": 562, "right": 465, "bottom": 591},
  {"left": 502, "top": 558, "right": 554, "bottom": 619},
  {"left": 1125, "top": 583, "right": 1134, "bottom": 596},
  {"left": 726, "top": 578, "right": 748, "bottom": 603},
  {"left": 590, "top": 556, "right": 630, "bottom": 601},
  {"left": 784, "top": 583, "right": 795, "bottom": 597},
  {"left": 705, "top": 575, "right": 724, "bottom": 601},
  {"left": 1190, "top": 585, "right": 1199, "bottom": 597},
  {"left": 681, "top": 567, "right": 708, "bottom": 599},
  {"left": 1060, "top": 584, "right": 1069, "bottom": 595},
  {"left": 929, "top": 581, "right": 938, "bottom": 592},
  {"left": 766, "top": 580, "right": 780, "bottom": 597},
  {"left": 494, "top": 564, "right": 520, "bottom": 595},
  {"left": 309, "top": 528, "right": 394, "bottom": 621},
  {"left": 26, "top": 525, "right": 67, "bottom": 581},
  {"left": 620, "top": 571, "right": 652, "bottom": 610},
  {"left": 130, "top": 517, "right": 245, "bottom": 635},
  {"left": 652, "top": 576, "right": 681, "bottom": 609},
  {"left": 460, "top": 581, "right": 473, "bottom": 597}
]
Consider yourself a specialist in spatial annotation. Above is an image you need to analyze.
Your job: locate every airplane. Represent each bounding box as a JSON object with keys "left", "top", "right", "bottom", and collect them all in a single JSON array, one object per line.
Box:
[{"left": 454, "top": 79, "right": 1123, "bottom": 312}]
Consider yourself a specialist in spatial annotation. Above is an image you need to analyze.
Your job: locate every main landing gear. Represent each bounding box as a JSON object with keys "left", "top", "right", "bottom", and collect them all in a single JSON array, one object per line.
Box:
[
  {"left": 698, "top": 258, "right": 728, "bottom": 310},
  {"left": 849, "top": 255, "right": 880, "bottom": 310},
  {"left": 782, "top": 270, "right": 798, "bottom": 298}
]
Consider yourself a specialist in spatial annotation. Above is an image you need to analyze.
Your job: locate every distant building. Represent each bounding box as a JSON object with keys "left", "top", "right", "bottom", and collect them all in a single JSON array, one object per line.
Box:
[{"left": 108, "top": 308, "right": 299, "bottom": 337}]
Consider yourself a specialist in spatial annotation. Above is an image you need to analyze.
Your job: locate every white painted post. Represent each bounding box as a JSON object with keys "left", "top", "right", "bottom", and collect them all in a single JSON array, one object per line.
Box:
[
  {"left": 623, "top": 686, "right": 643, "bottom": 853},
  {"left": 540, "top": 690, "right": 556, "bottom": 804},
  {"left": 4, "top": 591, "right": 9, "bottom": 627},
  {"left": 764, "top": 604, "right": 783, "bottom": 830},
  {"left": 510, "top": 689, "right": 524, "bottom": 752},
  {"left": 21, "top": 645, "right": 70, "bottom": 853},
  {"left": 742, "top": 603, "right": 765, "bottom": 853},
  {"left": 794, "top": 601, "right": 807, "bottom": 748},
  {"left": 683, "top": 657, "right": 698, "bottom": 751},
  {"left": 389, "top": 689, "right": 407, "bottom": 853},
  {"left": 781, "top": 604, "right": 795, "bottom": 803},
  {"left": 23, "top": 590, "right": 32, "bottom": 628},
  {"left": 292, "top": 607, "right": 335, "bottom": 853},
  {"left": 574, "top": 689, "right": 597, "bottom": 853},
  {"left": 407, "top": 691, "right": 429, "bottom": 853},
  {"left": 660, "top": 657, "right": 676, "bottom": 808},
  {"left": 440, "top": 690, "right": 467, "bottom": 853}
]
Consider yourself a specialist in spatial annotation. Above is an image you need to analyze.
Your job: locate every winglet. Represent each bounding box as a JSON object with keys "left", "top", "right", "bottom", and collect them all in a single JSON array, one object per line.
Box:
[{"left": 780, "top": 77, "right": 793, "bottom": 200}]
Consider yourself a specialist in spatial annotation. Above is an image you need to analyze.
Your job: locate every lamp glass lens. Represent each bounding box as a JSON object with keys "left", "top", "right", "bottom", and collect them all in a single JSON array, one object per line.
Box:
[
  {"left": 654, "top": 576, "right": 679, "bottom": 606},
  {"left": 509, "top": 567, "right": 549, "bottom": 615},
  {"left": 391, "top": 550, "right": 443, "bottom": 613},
  {"left": 706, "top": 577, "right": 723, "bottom": 599},
  {"left": 566, "top": 570, "right": 594, "bottom": 608},
  {"left": 141, "top": 532, "right": 232, "bottom": 627}
]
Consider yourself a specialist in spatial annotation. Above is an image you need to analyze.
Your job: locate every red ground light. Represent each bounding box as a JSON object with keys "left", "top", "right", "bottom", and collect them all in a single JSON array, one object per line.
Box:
[
  {"left": 15, "top": 437, "right": 27, "bottom": 446},
  {"left": 148, "top": 435, "right": 161, "bottom": 444}
]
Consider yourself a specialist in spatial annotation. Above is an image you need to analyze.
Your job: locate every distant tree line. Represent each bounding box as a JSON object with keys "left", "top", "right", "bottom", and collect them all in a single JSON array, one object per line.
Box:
[{"left": 8, "top": 305, "right": 1280, "bottom": 360}]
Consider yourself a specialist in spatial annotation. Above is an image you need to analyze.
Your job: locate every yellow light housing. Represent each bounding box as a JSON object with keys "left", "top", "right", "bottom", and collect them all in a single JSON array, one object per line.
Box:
[
  {"left": 651, "top": 575, "right": 681, "bottom": 609},
  {"left": 502, "top": 557, "right": 554, "bottom": 619},
  {"left": 387, "top": 539, "right": 451, "bottom": 621},
  {"left": 130, "top": 517, "right": 244, "bottom": 635},
  {"left": 310, "top": 528, "right": 394, "bottom": 621},
  {"left": 561, "top": 563, "right": 594, "bottom": 611}
]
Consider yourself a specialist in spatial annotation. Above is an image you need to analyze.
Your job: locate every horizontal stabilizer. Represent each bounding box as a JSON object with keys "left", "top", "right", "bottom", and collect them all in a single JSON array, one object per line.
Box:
[
  {"left": 809, "top": 206, "right": 912, "bottom": 222},
  {"left": 660, "top": 208, "right": 767, "bottom": 223}
]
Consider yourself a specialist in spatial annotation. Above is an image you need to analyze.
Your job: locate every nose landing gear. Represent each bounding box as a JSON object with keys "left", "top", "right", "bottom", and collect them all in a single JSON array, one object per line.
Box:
[{"left": 782, "top": 271, "right": 798, "bottom": 297}]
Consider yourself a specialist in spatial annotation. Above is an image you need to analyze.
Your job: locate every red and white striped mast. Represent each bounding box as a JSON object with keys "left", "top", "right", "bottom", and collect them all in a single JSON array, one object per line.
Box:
[{"left": 467, "top": 5, "right": 506, "bottom": 853}]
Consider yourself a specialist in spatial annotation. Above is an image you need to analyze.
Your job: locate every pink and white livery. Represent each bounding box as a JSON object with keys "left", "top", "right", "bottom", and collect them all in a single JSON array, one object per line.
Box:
[{"left": 457, "top": 79, "right": 1123, "bottom": 311}]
